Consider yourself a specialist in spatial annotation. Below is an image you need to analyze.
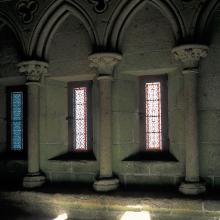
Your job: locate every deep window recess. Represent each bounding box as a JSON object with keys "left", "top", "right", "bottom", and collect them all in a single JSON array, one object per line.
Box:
[
  {"left": 7, "top": 86, "right": 27, "bottom": 153},
  {"left": 68, "top": 81, "right": 93, "bottom": 152},
  {"left": 140, "top": 75, "right": 168, "bottom": 151}
]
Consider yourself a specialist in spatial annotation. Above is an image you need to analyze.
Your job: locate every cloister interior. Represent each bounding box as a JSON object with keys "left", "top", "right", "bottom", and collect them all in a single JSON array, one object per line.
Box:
[{"left": 0, "top": 0, "right": 220, "bottom": 219}]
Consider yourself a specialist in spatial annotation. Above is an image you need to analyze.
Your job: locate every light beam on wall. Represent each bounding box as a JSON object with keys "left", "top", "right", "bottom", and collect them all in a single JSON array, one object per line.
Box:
[
  {"left": 121, "top": 211, "right": 151, "bottom": 220},
  {"left": 53, "top": 213, "right": 68, "bottom": 220}
]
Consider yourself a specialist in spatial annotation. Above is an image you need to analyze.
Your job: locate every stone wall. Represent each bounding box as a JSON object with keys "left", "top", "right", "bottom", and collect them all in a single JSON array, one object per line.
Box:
[
  {"left": 0, "top": 0, "right": 219, "bottom": 190},
  {"left": 199, "top": 8, "right": 220, "bottom": 187}
]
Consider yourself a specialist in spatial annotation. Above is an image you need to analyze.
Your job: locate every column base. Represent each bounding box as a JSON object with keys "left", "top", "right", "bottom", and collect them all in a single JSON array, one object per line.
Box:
[
  {"left": 23, "top": 173, "right": 46, "bottom": 188},
  {"left": 93, "top": 177, "right": 119, "bottom": 192},
  {"left": 179, "top": 181, "right": 206, "bottom": 195}
]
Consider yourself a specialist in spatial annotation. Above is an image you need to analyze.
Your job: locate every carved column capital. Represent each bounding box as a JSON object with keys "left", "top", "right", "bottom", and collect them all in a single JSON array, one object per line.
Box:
[
  {"left": 172, "top": 44, "right": 208, "bottom": 70},
  {"left": 17, "top": 60, "right": 48, "bottom": 84},
  {"left": 88, "top": 53, "right": 122, "bottom": 75}
]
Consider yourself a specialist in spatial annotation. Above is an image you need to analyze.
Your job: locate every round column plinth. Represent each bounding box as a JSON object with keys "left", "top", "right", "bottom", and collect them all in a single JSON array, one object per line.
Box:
[
  {"left": 179, "top": 181, "right": 206, "bottom": 195},
  {"left": 93, "top": 177, "right": 119, "bottom": 192},
  {"left": 23, "top": 173, "right": 46, "bottom": 188}
]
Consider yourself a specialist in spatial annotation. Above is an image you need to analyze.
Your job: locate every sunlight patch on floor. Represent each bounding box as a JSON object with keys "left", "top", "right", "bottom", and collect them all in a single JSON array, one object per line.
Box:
[
  {"left": 53, "top": 213, "right": 68, "bottom": 220},
  {"left": 121, "top": 211, "right": 151, "bottom": 220}
]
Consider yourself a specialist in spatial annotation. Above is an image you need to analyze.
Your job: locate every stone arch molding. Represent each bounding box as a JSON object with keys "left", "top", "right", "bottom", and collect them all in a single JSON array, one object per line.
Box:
[
  {"left": 29, "top": 0, "right": 99, "bottom": 60},
  {"left": 193, "top": 0, "right": 220, "bottom": 43},
  {"left": 104, "top": 0, "right": 187, "bottom": 50},
  {"left": 0, "top": 10, "right": 26, "bottom": 56}
]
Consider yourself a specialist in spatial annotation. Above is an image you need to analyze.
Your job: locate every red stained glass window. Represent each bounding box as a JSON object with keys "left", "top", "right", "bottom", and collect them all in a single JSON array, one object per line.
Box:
[
  {"left": 72, "top": 87, "right": 88, "bottom": 151},
  {"left": 68, "top": 81, "right": 92, "bottom": 152},
  {"left": 140, "top": 75, "right": 168, "bottom": 152},
  {"left": 145, "top": 82, "right": 162, "bottom": 150}
]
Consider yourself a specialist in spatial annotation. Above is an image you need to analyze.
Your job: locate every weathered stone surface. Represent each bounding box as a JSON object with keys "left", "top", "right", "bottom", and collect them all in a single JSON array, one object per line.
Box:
[
  {"left": 40, "top": 144, "right": 67, "bottom": 162},
  {"left": 1, "top": 0, "right": 220, "bottom": 192},
  {"left": 5, "top": 160, "right": 27, "bottom": 172},
  {"left": 199, "top": 75, "right": 220, "bottom": 110},
  {"left": 199, "top": 111, "right": 220, "bottom": 143},
  {"left": 179, "top": 182, "right": 206, "bottom": 195},
  {"left": 149, "top": 162, "right": 182, "bottom": 176},
  {"left": 50, "top": 172, "right": 96, "bottom": 183},
  {"left": 93, "top": 178, "right": 119, "bottom": 192},
  {"left": 200, "top": 143, "right": 220, "bottom": 176},
  {"left": 49, "top": 16, "right": 92, "bottom": 76},
  {"left": 1, "top": 189, "right": 219, "bottom": 220},
  {"left": 112, "top": 112, "right": 138, "bottom": 145},
  {"left": 42, "top": 161, "right": 73, "bottom": 173},
  {"left": 123, "top": 175, "right": 176, "bottom": 185},
  {"left": 23, "top": 174, "right": 46, "bottom": 188},
  {"left": 119, "top": 161, "right": 150, "bottom": 175},
  {"left": 112, "top": 79, "right": 137, "bottom": 112},
  {"left": 168, "top": 109, "right": 185, "bottom": 145}
]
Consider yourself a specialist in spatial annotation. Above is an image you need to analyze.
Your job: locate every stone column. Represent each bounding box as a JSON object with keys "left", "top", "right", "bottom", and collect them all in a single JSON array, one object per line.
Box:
[
  {"left": 17, "top": 60, "right": 48, "bottom": 188},
  {"left": 172, "top": 44, "right": 208, "bottom": 195},
  {"left": 88, "top": 53, "right": 122, "bottom": 191}
]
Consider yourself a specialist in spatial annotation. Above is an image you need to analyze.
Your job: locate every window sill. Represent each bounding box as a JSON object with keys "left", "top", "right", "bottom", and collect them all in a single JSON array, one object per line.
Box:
[
  {"left": 0, "top": 152, "right": 27, "bottom": 160},
  {"left": 122, "top": 151, "right": 178, "bottom": 162},
  {"left": 49, "top": 151, "right": 96, "bottom": 161}
]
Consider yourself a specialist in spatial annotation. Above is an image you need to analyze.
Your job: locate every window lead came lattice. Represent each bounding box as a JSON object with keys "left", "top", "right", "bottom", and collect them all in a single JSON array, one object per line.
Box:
[
  {"left": 10, "top": 91, "right": 24, "bottom": 151},
  {"left": 72, "top": 87, "right": 88, "bottom": 151},
  {"left": 145, "top": 82, "right": 162, "bottom": 150}
]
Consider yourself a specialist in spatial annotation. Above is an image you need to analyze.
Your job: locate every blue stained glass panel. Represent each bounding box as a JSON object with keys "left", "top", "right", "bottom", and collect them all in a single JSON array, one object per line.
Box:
[{"left": 11, "top": 92, "right": 23, "bottom": 151}]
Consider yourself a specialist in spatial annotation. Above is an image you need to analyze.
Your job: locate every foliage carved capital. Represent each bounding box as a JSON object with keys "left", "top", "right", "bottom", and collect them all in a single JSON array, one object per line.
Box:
[
  {"left": 88, "top": 53, "right": 122, "bottom": 75},
  {"left": 17, "top": 60, "right": 48, "bottom": 83},
  {"left": 172, "top": 44, "right": 209, "bottom": 69}
]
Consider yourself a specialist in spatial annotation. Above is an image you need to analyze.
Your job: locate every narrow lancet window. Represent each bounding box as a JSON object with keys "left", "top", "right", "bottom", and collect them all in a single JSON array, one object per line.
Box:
[
  {"left": 11, "top": 91, "right": 24, "bottom": 151},
  {"left": 145, "top": 82, "right": 162, "bottom": 150},
  {"left": 68, "top": 81, "right": 92, "bottom": 152},
  {"left": 7, "top": 86, "right": 27, "bottom": 153},
  {"left": 72, "top": 87, "right": 88, "bottom": 151}
]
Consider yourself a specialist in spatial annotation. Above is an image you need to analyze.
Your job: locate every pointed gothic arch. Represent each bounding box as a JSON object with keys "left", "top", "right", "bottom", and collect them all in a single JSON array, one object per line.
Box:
[
  {"left": 29, "top": 0, "right": 99, "bottom": 60},
  {"left": 0, "top": 10, "right": 26, "bottom": 56},
  {"left": 104, "top": 0, "right": 186, "bottom": 50},
  {"left": 194, "top": 0, "right": 220, "bottom": 43}
]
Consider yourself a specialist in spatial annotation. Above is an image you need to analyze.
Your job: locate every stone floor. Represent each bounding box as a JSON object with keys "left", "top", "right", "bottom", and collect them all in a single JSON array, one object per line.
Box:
[{"left": 0, "top": 183, "right": 220, "bottom": 220}]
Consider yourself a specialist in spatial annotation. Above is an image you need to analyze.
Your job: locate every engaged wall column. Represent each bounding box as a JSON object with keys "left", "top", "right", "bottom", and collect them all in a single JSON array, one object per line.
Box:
[
  {"left": 18, "top": 61, "right": 48, "bottom": 188},
  {"left": 88, "top": 53, "right": 122, "bottom": 191},
  {"left": 172, "top": 45, "right": 208, "bottom": 195}
]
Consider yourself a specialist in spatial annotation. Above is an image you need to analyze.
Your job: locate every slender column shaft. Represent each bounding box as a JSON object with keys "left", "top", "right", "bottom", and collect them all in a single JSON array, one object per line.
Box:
[
  {"left": 17, "top": 60, "right": 48, "bottom": 188},
  {"left": 27, "top": 83, "right": 40, "bottom": 174},
  {"left": 184, "top": 71, "right": 199, "bottom": 182},
  {"left": 172, "top": 44, "right": 208, "bottom": 194},
  {"left": 88, "top": 52, "right": 122, "bottom": 191},
  {"left": 98, "top": 76, "right": 112, "bottom": 178}
]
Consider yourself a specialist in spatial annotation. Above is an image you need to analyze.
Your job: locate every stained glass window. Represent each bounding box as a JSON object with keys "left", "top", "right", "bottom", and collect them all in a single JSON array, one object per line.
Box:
[
  {"left": 10, "top": 91, "right": 24, "bottom": 151},
  {"left": 72, "top": 87, "right": 88, "bottom": 151},
  {"left": 145, "top": 82, "right": 162, "bottom": 150}
]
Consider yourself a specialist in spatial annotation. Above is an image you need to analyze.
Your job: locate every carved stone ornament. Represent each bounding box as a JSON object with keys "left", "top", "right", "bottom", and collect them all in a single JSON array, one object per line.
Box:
[
  {"left": 17, "top": 61, "right": 48, "bottom": 83},
  {"left": 16, "top": 0, "right": 39, "bottom": 24},
  {"left": 172, "top": 44, "right": 209, "bottom": 69},
  {"left": 88, "top": 0, "right": 110, "bottom": 13},
  {"left": 88, "top": 53, "right": 122, "bottom": 75}
]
